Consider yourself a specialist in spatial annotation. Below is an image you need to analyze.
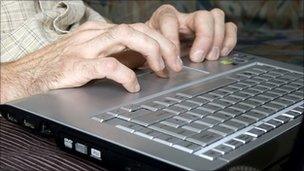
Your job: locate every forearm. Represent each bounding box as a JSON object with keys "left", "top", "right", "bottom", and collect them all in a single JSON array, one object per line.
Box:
[{"left": 0, "top": 44, "right": 61, "bottom": 104}]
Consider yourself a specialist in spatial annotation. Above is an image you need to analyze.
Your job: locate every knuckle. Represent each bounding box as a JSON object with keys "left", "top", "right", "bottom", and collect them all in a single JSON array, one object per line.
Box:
[
  {"left": 159, "top": 4, "right": 176, "bottom": 11},
  {"left": 104, "top": 57, "right": 119, "bottom": 72},
  {"left": 116, "top": 24, "right": 132, "bottom": 33},
  {"left": 227, "top": 22, "right": 238, "bottom": 31},
  {"left": 211, "top": 8, "right": 225, "bottom": 17},
  {"left": 125, "top": 71, "right": 136, "bottom": 83},
  {"left": 195, "top": 10, "right": 212, "bottom": 18},
  {"left": 146, "top": 40, "right": 160, "bottom": 53}
]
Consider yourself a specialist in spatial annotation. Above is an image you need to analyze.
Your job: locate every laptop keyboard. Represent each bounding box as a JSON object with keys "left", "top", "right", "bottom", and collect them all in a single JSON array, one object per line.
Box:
[{"left": 92, "top": 64, "right": 304, "bottom": 161}]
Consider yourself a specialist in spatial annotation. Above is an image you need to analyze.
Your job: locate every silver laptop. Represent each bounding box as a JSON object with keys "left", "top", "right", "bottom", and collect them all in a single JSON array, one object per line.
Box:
[{"left": 1, "top": 52, "right": 303, "bottom": 170}]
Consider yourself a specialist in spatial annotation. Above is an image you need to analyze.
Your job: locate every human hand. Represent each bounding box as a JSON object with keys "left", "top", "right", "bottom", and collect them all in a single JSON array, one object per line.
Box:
[
  {"left": 146, "top": 4, "right": 237, "bottom": 62},
  {"left": 1, "top": 21, "right": 186, "bottom": 103}
]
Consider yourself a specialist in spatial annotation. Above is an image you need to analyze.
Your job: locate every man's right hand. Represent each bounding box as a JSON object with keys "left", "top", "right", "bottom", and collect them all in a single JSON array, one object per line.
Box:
[{"left": 1, "top": 21, "right": 183, "bottom": 103}]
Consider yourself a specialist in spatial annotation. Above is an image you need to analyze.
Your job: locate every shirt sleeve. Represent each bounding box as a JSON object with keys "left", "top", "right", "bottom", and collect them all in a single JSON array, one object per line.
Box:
[{"left": 1, "top": 0, "right": 108, "bottom": 63}]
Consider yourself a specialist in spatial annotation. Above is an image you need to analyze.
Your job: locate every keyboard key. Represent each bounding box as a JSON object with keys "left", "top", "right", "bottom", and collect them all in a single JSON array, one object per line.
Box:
[
  {"left": 246, "top": 128, "right": 265, "bottom": 138},
  {"left": 115, "top": 123, "right": 142, "bottom": 133},
  {"left": 224, "top": 139, "right": 244, "bottom": 149},
  {"left": 150, "top": 123, "right": 196, "bottom": 139},
  {"left": 187, "top": 97, "right": 209, "bottom": 106},
  {"left": 172, "top": 140, "right": 201, "bottom": 153},
  {"left": 253, "top": 65, "right": 275, "bottom": 72},
  {"left": 260, "top": 92, "right": 281, "bottom": 100},
  {"left": 229, "top": 83, "right": 249, "bottom": 90},
  {"left": 272, "top": 98, "right": 294, "bottom": 107},
  {"left": 230, "top": 92, "right": 252, "bottom": 100},
  {"left": 175, "top": 101, "right": 199, "bottom": 110},
  {"left": 199, "top": 104, "right": 223, "bottom": 113},
  {"left": 209, "top": 125, "right": 234, "bottom": 136},
  {"left": 251, "top": 85, "right": 269, "bottom": 92},
  {"left": 221, "top": 120, "right": 246, "bottom": 131},
  {"left": 117, "top": 109, "right": 151, "bottom": 121},
  {"left": 141, "top": 101, "right": 166, "bottom": 111},
  {"left": 252, "top": 106, "right": 275, "bottom": 116},
  {"left": 292, "top": 107, "right": 304, "bottom": 114},
  {"left": 240, "top": 99, "right": 263, "bottom": 108},
  {"left": 174, "top": 113, "right": 200, "bottom": 123},
  {"left": 214, "top": 144, "right": 233, "bottom": 155},
  {"left": 132, "top": 110, "right": 174, "bottom": 126},
  {"left": 242, "top": 88, "right": 260, "bottom": 96},
  {"left": 282, "top": 111, "right": 302, "bottom": 119},
  {"left": 166, "top": 94, "right": 189, "bottom": 102},
  {"left": 153, "top": 133, "right": 180, "bottom": 146},
  {"left": 281, "top": 95, "right": 302, "bottom": 103},
  {"left": 164, "top": 105, "right": 188, "bottom": 115},
  {"left": 198, "top": 149, "right": 222, "bottom": 161},
  {"left": 199, "top": 93, "right": 221, "bottom": 101},
  {"left": 210, "top": 89, "right": 231, "bottom": 97},
  {"left": 220, "top": 86, "right": 239, "bottom": 93},
  {"left": 187, "top": 130, "right": 222, "bottom": 146},
  {"left": 239, "top": 80, "right": 257, "bottom": 87},
  {"left": 234, "top": 134, "right": 254, "bottom": 144},
  {"left": 182, "top": 121, "right": 209, "bottom": 133},
  {"left": 243, "top": 111, "right": 265, "bottom": 121},
  {"left": 265, "top": 119, "right": 282, "bottom": 128},
  {"left": 186, "top": 108, "right": 211, "bottom": 118},
  {"left": 210, "top": 112, "right": 232, "bottom": 122},
  {"left": 108, "top": 108, "right": 128, "bottom": 116},
  {"left": 230, "top": 103, "right": 252, "bottom": 113},
  {"left": 196, "top": 117, "right": 221, "bottom": 127},
  {"left": 121, "top": 104, "right": 141, "bottom": 112},
  {"left": 222, "top": 95, "right": 243, "bottom": 104},
  {"left": 220, "top": 107, "right": 243, "bottom": 117},
  {"left": 211, "top": 99, "right": 233, "bottom": 108},
  {"left": 274, "top": 115, "right": 290, "bottom": 124},
  {"left": 263, "top": 102, "right": 285, "bottom": 112},
  {"left": 259, "top": 82, "right": 277, "bottom": 89},
  {"left": 154, "top": 98, "right": 177, "bottom": 107},
  {"left": 256, "top": 123, "right": 274, "bottom": 132},
  {"left": 232, "top": 115, "right": 256, "bottom": 126},
  {"left": 92, "top": 113, "right": 114, "bottom": 123},
  {"left": 161, "top": 117, "right": 188, "bottom": 128},
  {"left": 251, "top": 95, "right": 272, "bottom": 104},
  {"left": 134, "top": 127, "right": 161, "bottom": 139}
]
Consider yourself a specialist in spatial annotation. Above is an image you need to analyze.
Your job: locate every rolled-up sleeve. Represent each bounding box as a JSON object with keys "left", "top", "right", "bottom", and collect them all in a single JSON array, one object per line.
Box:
[{"left": 0, "top": 0, "right": 107, "bottom": 63}]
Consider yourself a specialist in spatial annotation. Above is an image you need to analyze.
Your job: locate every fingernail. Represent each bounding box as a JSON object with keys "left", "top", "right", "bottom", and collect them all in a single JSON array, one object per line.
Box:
[
  {"left": 175, "top": 56, "right": 183, "bottom": 70},
  {"left": 134, "top": 83, "right": 140, "bottom": 92},
  {"left": 208, "top": 47, "right": 220, "bottom": 60},
  {"left": 191, "top": 50, "right": 205, "bottom": 62},
  {"left": 221, "top": 47, "right": 231, "bottom": 56},
  {"left": 159, "top": 58, "right": 165, "bottom": 70},
  {"left": 155, "top": 68, "right": 169, "bottom": 78}
]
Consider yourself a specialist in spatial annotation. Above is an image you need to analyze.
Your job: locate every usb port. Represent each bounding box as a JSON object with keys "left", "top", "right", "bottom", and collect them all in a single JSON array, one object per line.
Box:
[
  {"left": 75, "top": 142, "right": 87, "bottom": 155},
  {"left": 23, "top": 119, "right": 35, "bottom": 129},
  {"left": 90, "top": 148, "right": 102, "bottom": 160}
]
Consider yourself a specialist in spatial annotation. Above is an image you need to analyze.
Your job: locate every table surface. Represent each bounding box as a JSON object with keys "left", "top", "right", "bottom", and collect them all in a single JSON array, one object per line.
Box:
[{"left": 0, "top": 30, "right": 303, "bottom": 171}]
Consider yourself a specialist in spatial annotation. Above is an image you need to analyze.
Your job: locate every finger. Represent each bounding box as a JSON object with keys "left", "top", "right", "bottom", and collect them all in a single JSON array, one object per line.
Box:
[
  {"left": 221, "top": 22, "right": 237, "bottom": 56},
  {"left": 80, "top": 24, "right": 166, "bottom": 73},
  {"left": 131, "top": 23, "right": 182, "bottom": 72},
  {"left": 148, "top": 5, "right": 181, "bottom": 56},
  {"left": 187, "top": 11, "right": 214, "bottom": 62},
  {"left": 206, "top": 8, "right": 225, "bottom": 60},
  {"left": 83, "top": 57, "right": 140, "bottom": 92}
]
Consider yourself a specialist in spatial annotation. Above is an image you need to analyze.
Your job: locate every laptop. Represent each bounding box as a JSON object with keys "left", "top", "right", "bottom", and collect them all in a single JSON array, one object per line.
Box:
[{"left": 1, "top": 52, "right": 303, "bottom": 171}]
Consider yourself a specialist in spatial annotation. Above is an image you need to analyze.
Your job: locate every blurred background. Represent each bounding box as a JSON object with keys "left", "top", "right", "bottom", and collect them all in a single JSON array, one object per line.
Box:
[{"left": 85, "top": 0, "right": 304, "bottom": 66}]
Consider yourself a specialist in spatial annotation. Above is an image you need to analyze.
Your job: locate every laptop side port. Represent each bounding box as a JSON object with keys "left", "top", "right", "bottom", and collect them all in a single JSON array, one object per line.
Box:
[
  {"left": 23, "top": 118, "right": 36, "bottom": 129},
  {"left": 7, "top": 113, "right": 18, "bottom": 123}
]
